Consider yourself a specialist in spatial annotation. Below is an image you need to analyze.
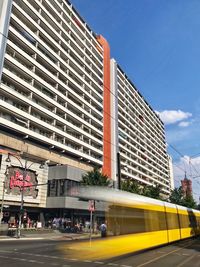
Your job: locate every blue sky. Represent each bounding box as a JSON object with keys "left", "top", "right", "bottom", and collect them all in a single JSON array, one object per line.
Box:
[{"left": 70, "top": 0, "right": 200, "bottom": 200}]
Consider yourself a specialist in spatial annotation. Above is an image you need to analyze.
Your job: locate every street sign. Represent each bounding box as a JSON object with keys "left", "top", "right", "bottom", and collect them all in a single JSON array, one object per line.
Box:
[{"left": 88, "top": 200, "right": 95, "bottom": 211}]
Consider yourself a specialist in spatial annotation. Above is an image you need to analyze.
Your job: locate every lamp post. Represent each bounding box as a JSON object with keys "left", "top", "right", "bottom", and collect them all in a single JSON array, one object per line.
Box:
[
  {"left": 5, "top": 153, "right": 44, "bottom": 238},
  {"left": 17, "top": 158, "right": 27, "bottom": 238},
  {"left": 0, "top": 175, "right": 6, "bottom": 226}
]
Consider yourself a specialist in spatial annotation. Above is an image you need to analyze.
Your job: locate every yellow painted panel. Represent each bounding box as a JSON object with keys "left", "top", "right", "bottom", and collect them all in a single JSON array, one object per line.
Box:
[
  {"left": 165, "top": 207, "right": 178, "bottom": 214},
  {"left": 180, "top": 227, "right": 195, "bottom": 239},
  {"left": 178, "top": 210, "right": 189, "bottom": 215},
  {"left": 167, "top": 229, "right": 180, "bottom": 243},
  {"left": 60, "top": 230, "right": 168, "bottom": 260}
]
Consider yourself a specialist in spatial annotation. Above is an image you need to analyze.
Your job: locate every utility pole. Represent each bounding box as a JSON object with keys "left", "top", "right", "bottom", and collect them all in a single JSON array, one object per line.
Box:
[
  {"left": 0, "top": 178, "right": 6, "bottom": 226},
  {"left": 17, "top": 159, "right": 27, "bottom": 238}
]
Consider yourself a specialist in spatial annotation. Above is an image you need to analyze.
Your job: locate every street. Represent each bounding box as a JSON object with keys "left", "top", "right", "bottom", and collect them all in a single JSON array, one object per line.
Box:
[{"left": 0, "top": 237, "right": 199, "bottom": 267}]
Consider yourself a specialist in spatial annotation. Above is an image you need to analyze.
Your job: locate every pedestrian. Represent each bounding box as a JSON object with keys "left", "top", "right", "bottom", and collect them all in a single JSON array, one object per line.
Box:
[{"left": 100, "top": 222, "right": 107, "bottom": 237}]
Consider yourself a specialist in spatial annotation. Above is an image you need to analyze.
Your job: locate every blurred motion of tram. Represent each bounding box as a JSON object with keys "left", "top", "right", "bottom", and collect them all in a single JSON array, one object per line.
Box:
[{"left": 62, "top": 187, "right": 200, "bottom": 260}]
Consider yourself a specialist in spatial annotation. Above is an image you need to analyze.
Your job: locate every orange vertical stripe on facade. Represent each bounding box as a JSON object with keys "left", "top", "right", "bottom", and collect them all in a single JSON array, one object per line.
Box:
[{"left": 97, "top": 35, "right": 111, "bottom": 178}]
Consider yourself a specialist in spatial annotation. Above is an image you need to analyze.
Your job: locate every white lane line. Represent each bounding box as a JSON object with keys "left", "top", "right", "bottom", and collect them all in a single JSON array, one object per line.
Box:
[
  {"left": 12, "top": 256, "right": 44, "bottom": 264},
  {"left": 0, "top": 254, "right": 44, "bottom": 264},
  {"left": 134, "top": 242, "right": 196, "bottom": 267},
  {"left": 69, "top": 258, "right": 78, "bottom": 261},
  {"left": 83, "top": 260, "right": 92, "bottom": 262},
  {"left": 176, "top": 254, "right": 196, "bottom": 267},
  {"left": 94, "top": 261, "right": 104, "bottom": 264},
  {"left": 0, "top": 250, "right": 10, "bottom": 253},
  {"left": 33, "top": 254, "right": 44, "bottom": 257},
  {"left": 0, "top": 255, "right": 10, "bottom": 259},
  {"left": 121, "top": 265, "right": 132, "bottom": 267},
  {"left": 108, "top": 263, "right": 119, "bottom": 266}
]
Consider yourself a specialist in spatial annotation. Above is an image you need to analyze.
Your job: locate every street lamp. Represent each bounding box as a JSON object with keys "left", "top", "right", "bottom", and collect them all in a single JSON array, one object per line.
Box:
[{"left": 5, "top": 153, "right": 44, "bottom": 238}]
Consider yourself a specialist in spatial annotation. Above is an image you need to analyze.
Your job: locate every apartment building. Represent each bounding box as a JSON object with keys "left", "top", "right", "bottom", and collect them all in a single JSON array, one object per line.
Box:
[
  {"left": 0, "top": 0, "right": 173, "bottom": 223},
  {"left": 110, "top": 59, "right": 172, "bottom": 195}
]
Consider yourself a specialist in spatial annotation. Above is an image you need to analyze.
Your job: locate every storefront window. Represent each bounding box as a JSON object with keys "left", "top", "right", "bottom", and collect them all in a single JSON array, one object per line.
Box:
[{"left": 47, "top": 179, "right": 79, "bottom": 197}]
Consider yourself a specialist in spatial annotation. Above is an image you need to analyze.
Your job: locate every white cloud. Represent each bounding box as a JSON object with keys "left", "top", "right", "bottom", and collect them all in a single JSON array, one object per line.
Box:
[
  {"left": 178, "top": 121, "right": 191, "bottom": 127},
  {"left": 155, "top": 110, "right": 192, "bottom": 125}
]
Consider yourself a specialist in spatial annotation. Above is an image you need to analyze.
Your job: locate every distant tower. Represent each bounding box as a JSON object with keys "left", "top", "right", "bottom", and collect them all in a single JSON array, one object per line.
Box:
[{"left": 181, "top": 172, "right": 192, "bottom": 197}]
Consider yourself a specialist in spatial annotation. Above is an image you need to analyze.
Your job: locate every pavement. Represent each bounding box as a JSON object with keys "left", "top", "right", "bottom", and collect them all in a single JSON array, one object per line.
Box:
[{"left": 0, "top": 229, "right": 101, "bottom": 241}]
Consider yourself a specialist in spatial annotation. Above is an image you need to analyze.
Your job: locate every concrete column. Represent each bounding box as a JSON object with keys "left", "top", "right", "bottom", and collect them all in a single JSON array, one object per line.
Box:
[{"left": 0, "top": 0, "right": 12, "bottom": 80}]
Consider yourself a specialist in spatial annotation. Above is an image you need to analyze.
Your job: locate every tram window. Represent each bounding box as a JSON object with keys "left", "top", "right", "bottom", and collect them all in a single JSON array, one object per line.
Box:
[
  {"left": 107, "top": 205, "right": 146, "bottom": 235},
  {"left": 179, "top": 214, "right": 188, "bottom": 228},
  {"left": 166, "top": 212, "right": 179, "bottom": 230},
  {"left": 144, "top": 210, "right": 166, "bottom": 231},
  {"left": 178, "top": 213, "right": 197, "bottom": 228}
]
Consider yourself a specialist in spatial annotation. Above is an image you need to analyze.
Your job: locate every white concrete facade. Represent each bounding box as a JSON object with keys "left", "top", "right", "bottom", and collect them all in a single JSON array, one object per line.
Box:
[
  {"left": 110, "top": 62, "right": 172, "bottom": 194},
  {"left": 0, "top": 0, "right": 173, "bottom": 217},
  {"left": 0, "top": 0, "right": 104, "bottom": 166}
]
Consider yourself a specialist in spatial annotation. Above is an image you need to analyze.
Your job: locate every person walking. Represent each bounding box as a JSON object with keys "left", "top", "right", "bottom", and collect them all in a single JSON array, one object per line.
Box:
[{"left": 100, "top": 222, "right": 107, "bottom": 237}]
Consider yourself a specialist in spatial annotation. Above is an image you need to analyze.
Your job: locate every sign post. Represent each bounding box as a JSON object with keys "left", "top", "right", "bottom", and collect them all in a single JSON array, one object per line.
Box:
[{"left": 89, "top": 200, "right": 95, "bottom": 246}]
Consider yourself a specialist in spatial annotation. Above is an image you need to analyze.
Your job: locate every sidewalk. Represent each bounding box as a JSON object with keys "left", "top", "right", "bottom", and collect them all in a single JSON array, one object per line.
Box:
[{"left": 0, "top": 229, "right": 100, "bottom": 241}]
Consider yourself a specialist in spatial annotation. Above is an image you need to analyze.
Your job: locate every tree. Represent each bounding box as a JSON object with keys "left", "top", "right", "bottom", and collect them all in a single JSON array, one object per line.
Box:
[
  {"left": 169, "top": 187, "right": 184, "bottom": 205},
  {"left": 182, "top": 194, "right": 197, "bottom": 209},
  {"left": 81, "top": 168, "right": 110, "bottom": 186},
  {"left": 169, "top": 187, "right": 197, "bottom": 209},
  {"left": 121, "top": 179, "right": 141, "bottom": 194},
  {"left": 142, "top": 184, "right": 163, "bottom": 200},
  {"left": 197, "top": 204, "right": 200, "bottom": 211}
]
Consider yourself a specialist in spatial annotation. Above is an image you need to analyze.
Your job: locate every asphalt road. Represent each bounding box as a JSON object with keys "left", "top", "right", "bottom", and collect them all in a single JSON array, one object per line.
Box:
[{"left": 0, "top": 237, "right": 199, "bottom": 267}]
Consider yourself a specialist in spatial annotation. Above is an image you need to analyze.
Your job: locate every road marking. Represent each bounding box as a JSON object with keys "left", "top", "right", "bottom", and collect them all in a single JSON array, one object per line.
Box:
[
  {"left": 0, "top": 250, "right": 10, "bottom": 253},
  {"left": 121, "top": 265, "right": 132, "bottom": 267},
  {"left": 0, "top": 255, "right": 11, "bottom": 259},
  {"left": 94, "top": 261, "right": 104, "bottom": 264},
  {"left": 83, "top": 260, "right": 92, "bottom": 262},
  {"left": 135, "top": 241, "right": 196, "bottom": 267},
  {"left": 32, "top": 254, "right": 44, "bottom": 257},
  {"left": 12, "top": 256, "right": 44, "bottom": 264},
  {"left": 176, "top": 254, "right": 196, "bottom": 267},
  {"left": 0, "top": 253, "right": 45, "bottom": 264},
  {"left": 108, "top": 264, "right": 119, "bottom": 266}
]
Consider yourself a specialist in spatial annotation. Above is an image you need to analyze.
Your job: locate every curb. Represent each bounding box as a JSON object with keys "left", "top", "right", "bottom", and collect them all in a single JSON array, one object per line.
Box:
[{"left": 0, "top": 233, "right": 101, "bottom": 241}]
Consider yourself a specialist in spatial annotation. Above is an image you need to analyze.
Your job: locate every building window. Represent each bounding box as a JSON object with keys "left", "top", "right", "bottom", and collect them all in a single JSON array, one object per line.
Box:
[{"left": 47, "top": 179, "right": 79, "bottom": 197}]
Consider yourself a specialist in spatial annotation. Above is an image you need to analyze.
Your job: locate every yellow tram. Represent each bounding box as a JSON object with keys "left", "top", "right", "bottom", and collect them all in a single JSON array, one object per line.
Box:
[{"left": 61, "top": 187, "right": 200, "bottom": 260}]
